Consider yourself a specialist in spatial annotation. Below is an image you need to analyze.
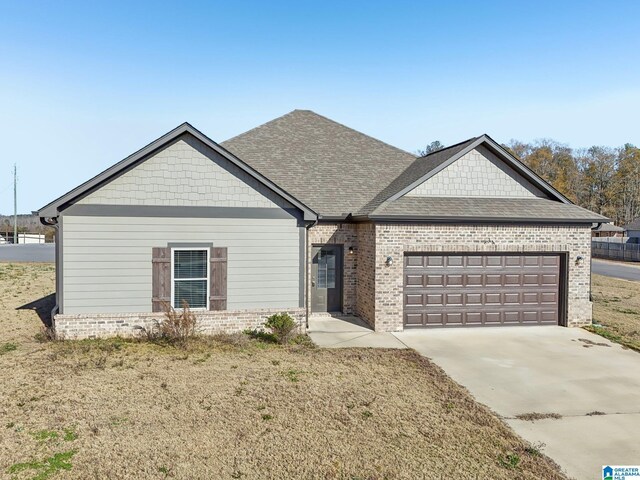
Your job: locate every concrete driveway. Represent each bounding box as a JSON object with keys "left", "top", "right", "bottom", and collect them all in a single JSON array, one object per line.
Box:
[{"left": 394, "top": 326, "right": 640, "bottom": 480}]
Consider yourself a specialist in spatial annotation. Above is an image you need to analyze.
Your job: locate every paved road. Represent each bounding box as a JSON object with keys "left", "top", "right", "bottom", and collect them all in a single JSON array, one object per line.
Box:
[
  {"left": 0, "top": 244, "right": 55, "bottom": 262},
  {"left": 592, "top": 258, "right": 640, "bottom": 282}
]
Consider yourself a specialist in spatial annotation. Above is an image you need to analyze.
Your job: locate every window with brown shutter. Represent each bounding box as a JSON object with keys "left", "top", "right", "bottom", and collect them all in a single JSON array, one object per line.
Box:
[{"left": 152, "top": 246, "right": 227, "bottom": 312}]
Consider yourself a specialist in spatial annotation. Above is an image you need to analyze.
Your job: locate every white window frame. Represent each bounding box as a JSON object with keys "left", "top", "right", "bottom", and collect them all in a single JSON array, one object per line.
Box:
[{"left": 170, "top": 247, "right": 210, "bottom": 310}]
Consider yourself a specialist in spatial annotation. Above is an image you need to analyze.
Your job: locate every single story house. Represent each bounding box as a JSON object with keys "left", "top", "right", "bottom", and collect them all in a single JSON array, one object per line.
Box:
[
  {"left": 38, "top": 110, "right": 607, "bottom": 338},
  {"left": 592, "top": 222, "right": 624, "bottom": 238}
]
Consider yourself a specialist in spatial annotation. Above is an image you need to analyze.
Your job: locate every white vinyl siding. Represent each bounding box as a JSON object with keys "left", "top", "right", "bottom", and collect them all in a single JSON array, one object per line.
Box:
[{"left": 61, "top": 215, "right": 301, "bottom": 314}]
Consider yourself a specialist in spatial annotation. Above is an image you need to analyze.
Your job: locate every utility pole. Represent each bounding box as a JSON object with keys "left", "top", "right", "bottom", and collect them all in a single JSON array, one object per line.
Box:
[{"left": 13, "top": 164, "right": 17, "bottom": 244}]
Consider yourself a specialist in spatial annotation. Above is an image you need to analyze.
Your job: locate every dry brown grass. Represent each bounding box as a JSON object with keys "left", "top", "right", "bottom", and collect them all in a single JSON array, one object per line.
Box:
[
  {"left": 590, "top": 273, "right": 640, "bottom": 351},
  {"left": 0, "top": 263, "right": 567, "bottom": 479}
]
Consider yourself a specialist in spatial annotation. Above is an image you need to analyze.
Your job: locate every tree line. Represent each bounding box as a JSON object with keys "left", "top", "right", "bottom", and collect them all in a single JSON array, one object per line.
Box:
[{"left": 418, "top": 139, "right": 640, "bottom": 226}]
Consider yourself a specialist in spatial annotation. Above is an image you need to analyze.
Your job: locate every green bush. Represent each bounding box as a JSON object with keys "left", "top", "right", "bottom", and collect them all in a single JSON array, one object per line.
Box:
[{"left": 264, "top": 313, "right": 297, "bottom": 344}]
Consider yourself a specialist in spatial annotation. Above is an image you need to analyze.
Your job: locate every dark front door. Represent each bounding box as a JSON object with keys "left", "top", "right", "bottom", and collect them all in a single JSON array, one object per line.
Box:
[{"left": 311, "top": 245, "right": 343, "bottom": 312}]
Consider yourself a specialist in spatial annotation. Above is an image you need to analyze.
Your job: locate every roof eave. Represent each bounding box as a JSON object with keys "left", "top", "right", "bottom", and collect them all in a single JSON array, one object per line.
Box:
[{"left": 364, "top": 214, "right": 609, "bottom": 224}]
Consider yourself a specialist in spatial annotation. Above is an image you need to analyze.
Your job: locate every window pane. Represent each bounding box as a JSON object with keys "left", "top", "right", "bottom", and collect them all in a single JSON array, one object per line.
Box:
[
  {"left": 174, "top": 250, "right": 207, "bottom": 279},
  {"left": 317, "top": 266, "right": 327, "bottom": 288},
  {"left": 326, "top": 253, "right": 335, "bottom": 269},
  {"left": 174, "top": 279, "right": 207, "bottom": 309}
]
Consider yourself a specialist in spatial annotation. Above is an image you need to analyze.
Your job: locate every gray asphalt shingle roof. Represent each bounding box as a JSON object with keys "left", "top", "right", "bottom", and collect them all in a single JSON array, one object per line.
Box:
[
  {"left": 370, "top": 197, "right": 609, "bottom": 223},
  {"left": 221, "top": 110, "right": 417, "bottom": 217}
]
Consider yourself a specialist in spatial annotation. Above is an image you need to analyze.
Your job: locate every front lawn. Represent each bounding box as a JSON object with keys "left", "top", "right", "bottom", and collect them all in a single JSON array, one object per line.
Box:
[
  {"left": 0, "top": 263, "right": 565, "bottom": 479},
  {"left": 589, "top": 273, "right": 640, "bottom": 352}
]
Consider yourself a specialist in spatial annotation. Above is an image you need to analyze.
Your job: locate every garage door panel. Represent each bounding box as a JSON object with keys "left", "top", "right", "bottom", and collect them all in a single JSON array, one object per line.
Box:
[
  {"left": 504, "top": 292, "right": 520, "bottom": 304},
  {"left": 426, "top": 294, "right": 443, "bottom": 305},
  {"left": 405, "top": 313, "right": 424, "bottom": 325},
  {"left": 504, "top": 311, "right": 521, "bottom": 323},
  {"left": 405, "top": 293, "right": 423, "bottom": 306},
  {"left": 485, "top": 292, "right": 502, "bottom": 304},
  {"left": 426, "top": 256, "right": 444, "bottom": 267},
  {"left": 466, "top": 274, "right": 483, "bottom": 286},
  {"left": 405, "top": 256, "right": 424, "bottom": 268},
  {"left": 405, "top": 274, "right": 424, "bottom": 287},
  {"left": 505, "top": 256, "right": 521, "bottom": 267},
  {"left": 466, "top": 256, "right": 483, "bottom": 267},
  {"left": 444, "top": 312, "right": 463, "bottom": 325},
  {"left": 504, "top": 274, "right": 521, "bottom": 285},
  {"left": 466, "top": 312, "right": 482, "bottom": 324},
  {"left": 465, "top": 293, "right": 482, "bottom": 305},
  {"left": 403, "top": 253, "right": 561, "bottom": 328},
  {"left": 426, "top": 275, "right": 444, "bottom": 286},
  {"left": 445, "top": 293, "right": 463, "bottom": 305},
  {"left": 486, "top": 256, "right": 503, "bottom": 267},
  {"left": 426, "top": 313, "right": 444, "bottom": 325}
]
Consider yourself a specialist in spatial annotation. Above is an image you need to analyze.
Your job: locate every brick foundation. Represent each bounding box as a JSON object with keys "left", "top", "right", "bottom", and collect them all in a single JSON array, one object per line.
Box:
[{"left": 54, "top": 308, "right": 306, "bottom": 340}]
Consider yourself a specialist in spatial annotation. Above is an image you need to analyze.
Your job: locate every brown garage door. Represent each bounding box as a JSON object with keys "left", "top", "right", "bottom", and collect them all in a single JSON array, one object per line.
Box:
[{"left": 403, "top": 254, "right": 561, "bottom": 327}]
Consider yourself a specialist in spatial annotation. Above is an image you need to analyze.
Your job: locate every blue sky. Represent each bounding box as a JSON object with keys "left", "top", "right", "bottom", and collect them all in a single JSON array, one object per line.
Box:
[{"left": 1, "top": 0, "right": 639, "bottom": 213}]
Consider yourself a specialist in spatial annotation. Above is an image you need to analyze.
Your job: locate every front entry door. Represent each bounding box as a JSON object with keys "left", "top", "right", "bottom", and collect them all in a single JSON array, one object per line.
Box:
[{"left": 311, "top": 245, "right": 343, "bottom": 312}]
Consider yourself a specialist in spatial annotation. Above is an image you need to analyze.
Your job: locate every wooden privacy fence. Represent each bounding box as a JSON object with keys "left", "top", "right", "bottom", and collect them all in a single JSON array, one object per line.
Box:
[{"left": 592, "top": 241, "right": 640, "bottom": 262}]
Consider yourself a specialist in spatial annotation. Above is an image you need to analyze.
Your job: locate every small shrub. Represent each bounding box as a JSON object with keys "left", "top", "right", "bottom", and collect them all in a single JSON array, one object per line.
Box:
[
  {"left": 261, "top": 414, "right": 273, "bottom": 421},
  {"left": 264, "top": 312, "right": 297, "bottom": 344},
  {"left": 135, "top": 301, "right": 198, "bottom": 346}
]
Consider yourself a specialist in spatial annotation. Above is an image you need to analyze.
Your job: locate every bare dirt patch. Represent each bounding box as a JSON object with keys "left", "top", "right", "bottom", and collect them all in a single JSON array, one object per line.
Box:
[
  {"left": 0, "top": 263, "right": 566, "bottom": 479},
  {"left": 589, "top": 274, "right": 640, "bottom": 352}
]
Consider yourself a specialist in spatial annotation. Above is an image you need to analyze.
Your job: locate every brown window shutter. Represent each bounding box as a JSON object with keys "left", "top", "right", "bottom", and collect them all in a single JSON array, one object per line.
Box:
[
  {"left": 209, "top": 247, "right": 227, "bottom": 310},
  {"left": 152, "top": 247, "right": 171, "bottom": 312}
]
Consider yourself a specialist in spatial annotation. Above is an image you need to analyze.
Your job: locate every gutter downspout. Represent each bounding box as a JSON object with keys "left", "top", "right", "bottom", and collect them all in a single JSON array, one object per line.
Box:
[
  {"left": 39, "top": 216, "right": 59, "bottom": 326},
  {"left": 305, "top": 217, "right": 319, "bottom": 330}
]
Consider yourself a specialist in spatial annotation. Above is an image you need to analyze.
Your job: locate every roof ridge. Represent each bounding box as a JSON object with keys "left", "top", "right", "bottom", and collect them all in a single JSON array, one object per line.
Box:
[
  {"left": 220, "top": 110, "right": 302, "bottom": 145},
  {"left": 295, "top": 110, "right": 417, "bottom": 158}
]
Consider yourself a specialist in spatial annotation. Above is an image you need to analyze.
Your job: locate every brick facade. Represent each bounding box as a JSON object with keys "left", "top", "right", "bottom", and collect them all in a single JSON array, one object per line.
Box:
[
  {"left": 308, "top": 222, "right": 593, "bottom": 333},
  {"left": 54, "top": 308, "right": 306, "bottom": 340},
  {"left": 307, "top": 223, "right": 358, "bottom": 315}
]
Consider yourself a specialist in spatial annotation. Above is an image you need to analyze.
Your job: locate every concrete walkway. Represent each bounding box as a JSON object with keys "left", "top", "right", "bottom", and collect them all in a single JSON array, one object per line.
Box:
[{"left": 307, "top": 314, "right": 405, "bottom": 348}]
